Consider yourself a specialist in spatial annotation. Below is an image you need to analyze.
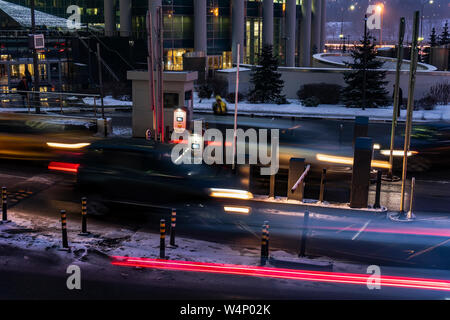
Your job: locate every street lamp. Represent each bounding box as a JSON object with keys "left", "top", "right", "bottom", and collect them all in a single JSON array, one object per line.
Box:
[
  {"left": 340, "top": 5, "right": 356, "bottom": 48},
  {"left": 420, "top": 0, "right": 434, "bottom": 42},
  {"left": 376, "top": 4, "right": 384, "bottom": 46}
]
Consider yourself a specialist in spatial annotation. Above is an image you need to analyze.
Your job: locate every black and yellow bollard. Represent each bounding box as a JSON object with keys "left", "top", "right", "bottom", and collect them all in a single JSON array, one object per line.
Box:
[
  {"left": 60, "top": 210, "right": 69, "bottom": 250},
  {"left": 79, "top": 197, "right": 90, "bottom": 236},
  {"left": 170, "top": 209, "right": 177, "bottom": 247},
  {"left": 260, "top": 222, "right": 269, "bottom": 265},
  {"left": 2, "top": 187, "right": 10, "bottom": 223},
  {"left": 264, "top": 221, "right": 270, "bottom": 258},
  {"left": 160, "top": 219, "right": 166, "bottom": 259}
]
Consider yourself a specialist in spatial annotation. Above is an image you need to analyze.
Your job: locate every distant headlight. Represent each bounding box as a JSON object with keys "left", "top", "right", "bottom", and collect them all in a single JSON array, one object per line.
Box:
[
  {"left": 209, "top": 188, "right": 253, "bottom": 200},
  {"left": 380, "top": 150, "right": 418, "bottom": 157}
]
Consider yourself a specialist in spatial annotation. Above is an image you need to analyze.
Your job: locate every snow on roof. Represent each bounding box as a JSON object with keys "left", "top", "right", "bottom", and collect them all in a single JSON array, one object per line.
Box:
[{"left": 0, "top": 0, "right": 70, "bottom": 29}]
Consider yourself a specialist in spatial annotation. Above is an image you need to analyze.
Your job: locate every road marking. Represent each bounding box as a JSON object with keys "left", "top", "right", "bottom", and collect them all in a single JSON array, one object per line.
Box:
[
  {"left": 352, "top": 220, "right": 371, "bottom": 241},
  {"left": 236, "top": 221, "right": 259, "bottom": 240},
  {"left": 336, "top": 224, "right": 356, "bottom": 234},
  {"left": 407, "top": 238, "right": 450, "bottom": 260}
]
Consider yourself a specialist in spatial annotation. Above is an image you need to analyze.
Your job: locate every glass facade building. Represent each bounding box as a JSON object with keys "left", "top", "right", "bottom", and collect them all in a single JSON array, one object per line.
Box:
[{"left": 2, "top": 0, "right": 326, "bottom": 69}]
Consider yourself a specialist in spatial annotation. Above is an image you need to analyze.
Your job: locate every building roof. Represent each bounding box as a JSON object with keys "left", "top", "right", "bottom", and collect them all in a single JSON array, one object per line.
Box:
[{"left": 0, "top": 0, "right": 69, "bottom": 29}]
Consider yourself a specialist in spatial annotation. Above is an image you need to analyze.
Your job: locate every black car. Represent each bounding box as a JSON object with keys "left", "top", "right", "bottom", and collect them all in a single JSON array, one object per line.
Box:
[{"left": 74, "top": 139, "right": 253, "bottom": 212}]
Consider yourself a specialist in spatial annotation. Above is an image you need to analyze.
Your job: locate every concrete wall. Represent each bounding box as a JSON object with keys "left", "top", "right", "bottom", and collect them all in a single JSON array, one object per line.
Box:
[{"left": 217, "top": 67, "right": 450, "bottom": 101}]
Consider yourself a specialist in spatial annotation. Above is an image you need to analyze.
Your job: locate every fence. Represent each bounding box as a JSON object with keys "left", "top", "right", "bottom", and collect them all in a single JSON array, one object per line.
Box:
[{"left": 0, "top": 89, "right": 103, "bottom": 116}]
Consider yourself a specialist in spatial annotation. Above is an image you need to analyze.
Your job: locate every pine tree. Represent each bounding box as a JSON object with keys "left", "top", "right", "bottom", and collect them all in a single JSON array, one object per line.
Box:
[
  {"left": 341, "top": 32, "right": 389, "bottom": 108},
  {"left": 429, "top": 27, "right": 437, "bottom": 47},
  {"left": 439, "top": 21, "right": 449, "bottom": 45},
  {"left": 248, "top": 45, "right": 287, "bottom": 104}
]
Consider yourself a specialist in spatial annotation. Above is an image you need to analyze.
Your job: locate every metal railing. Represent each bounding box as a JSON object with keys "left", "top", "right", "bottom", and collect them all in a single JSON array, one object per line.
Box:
[{"left": 0, "top": 90, "right": 103, "bottom": 116}]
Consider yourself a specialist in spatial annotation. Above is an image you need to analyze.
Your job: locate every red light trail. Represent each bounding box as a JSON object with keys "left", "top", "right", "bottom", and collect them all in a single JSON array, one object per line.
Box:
[
  {"left": 48, "top": 162, "right": 80, "bottom": 173},
  {"left": 111, "top": 256, "right": 450, "bottom": 292}
]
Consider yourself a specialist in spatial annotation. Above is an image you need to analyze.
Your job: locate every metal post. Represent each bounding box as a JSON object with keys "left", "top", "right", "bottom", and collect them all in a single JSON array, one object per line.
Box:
[
  {"left": 2, "top": 187, "right": 9, "bottom": 222},
  {"left": 400, "top": 11, "right": 420, "bottom": 214},
  {"left": 31, "top": 0, "right": 40, "bottom": 114},
  {"left": 79, "top": 197, "right": 89, "bottom": 236},
  {"left": 350, "top": 137, "right": 373, "bottom": 208},
  {"left": 170, "top": 209, "right": 177, "bottom": 247},
  {"left": 362, "top": 15, "right": 368, "bottom": 110},
  {"left": 269, "top": 174, "right": 275, "bottom": 198},
  {"left": 374, "top": 170, "right": 382, "bottom": 209},
  {"left": 407, "top": 177, "right": 416, "bottom": 220},
  {"left": 96, "top": 43, "right": 105, "bottom": 122},
  {"left": 60, "top": 210, "right": 69, "bottom": 249},
  {"left": 388, "top": 18, "right": 406, "bottom": 179},
  {"left": 319, "top": 168, "right": 326, "bottom": 203},
  {"left": 147, "top": 10, "right": 157, "bottom": 139},
  {"left": 353, "top": 116, "right": 369, "bottom": 147},
  {"left": 160, "top": 219, "right": 166, "bottom": 259},
  {"left": 299, "top": 211, "right": 310, "bottom": 257},
  {"left": 232, "top": 43, "right": 240, "bottom": 171}
]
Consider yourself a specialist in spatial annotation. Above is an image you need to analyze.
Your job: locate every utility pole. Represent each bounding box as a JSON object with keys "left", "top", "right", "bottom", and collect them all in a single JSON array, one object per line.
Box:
[
  {"left": 146, "top": 10, "right": 157, "bottom": 140},
  {"left": 96, "top": 43, "right": 106, "bottom": 137},
  {"left": 400, "top": 11, "right": 420, "bottom": 214},
  {"left": 157, "top": 6, "right": 164, "bottom": 142},
  {"left": 31, "top": 0, "right": 40, "bottom": 113},
  {"left": 387, "top": 17, "right": 406, "bottom": 180}
]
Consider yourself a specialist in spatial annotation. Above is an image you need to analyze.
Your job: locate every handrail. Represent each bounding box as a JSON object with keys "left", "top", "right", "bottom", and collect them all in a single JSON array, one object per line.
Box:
[{"left": 1, "top": 90, "right": 100, "bottom": 98}]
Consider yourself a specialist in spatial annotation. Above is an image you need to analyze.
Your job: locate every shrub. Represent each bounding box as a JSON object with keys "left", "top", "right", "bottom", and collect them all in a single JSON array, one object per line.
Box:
[
  {"left": 197, "top": 83, "right": 213, "bottom": 99},
  {"left": 302, "top": 96, "right": 320, "bottom": 107},
  {"left": 224, "top": 92, "right": 246, "bottom": 103},
  {"left": 417, "top": 94, "right": 438, "bottom": 110},
  {"left": 429, "top": 81, "right": 449, "bottom": 105},
  {"left": 297, "top": 83, "right": 342, "bottom": 104},
  {"left": 197, "top": 77, "right": 228, "bottom": 99},
  {"left": 210, "top": 77, "right": 228, "bottom": 97}
]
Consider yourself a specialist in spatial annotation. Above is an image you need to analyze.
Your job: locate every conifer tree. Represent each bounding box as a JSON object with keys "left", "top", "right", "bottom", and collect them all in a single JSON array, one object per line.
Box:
[
  {"left": 248, "top": 45, "right": 287, "bottom": 104},
  {"left": 341, "top": 32, "right": 389, "bottom": 108},
  {"left": 439, "top": 21, "right": 449, "bottom": 45}
]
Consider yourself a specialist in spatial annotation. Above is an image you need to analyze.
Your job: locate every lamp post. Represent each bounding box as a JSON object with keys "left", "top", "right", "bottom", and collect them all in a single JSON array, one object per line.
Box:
[
  {"left": 420, "top": 0, "right": 434, "bottom": 42},
  {"left": 30, "top": 0, "right": 40, "bottom": 114},
  {"left": 376, "top": 4, "right": 384, "bottom": 46}
]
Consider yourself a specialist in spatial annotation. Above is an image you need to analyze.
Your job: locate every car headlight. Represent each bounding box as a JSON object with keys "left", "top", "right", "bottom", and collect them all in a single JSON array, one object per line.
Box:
[{"left": 209, "top": 188, "right": 253, "bottom": 200}]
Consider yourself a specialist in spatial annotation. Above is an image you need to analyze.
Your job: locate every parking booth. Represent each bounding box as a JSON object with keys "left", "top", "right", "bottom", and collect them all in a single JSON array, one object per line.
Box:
[{"left": 127, "top": 70, "right": 198, "bottom": 139}]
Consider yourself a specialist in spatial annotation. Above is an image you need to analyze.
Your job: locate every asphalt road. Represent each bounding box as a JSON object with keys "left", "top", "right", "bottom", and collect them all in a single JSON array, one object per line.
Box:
[{"left": 1, "top": 113, "right": 449, "bottom": 299}]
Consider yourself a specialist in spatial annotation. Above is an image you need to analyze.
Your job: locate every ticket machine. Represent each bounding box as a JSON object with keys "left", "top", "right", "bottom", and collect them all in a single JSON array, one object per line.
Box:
[{"left": 173, "top": 107, "right": 188, "bottom": 134}]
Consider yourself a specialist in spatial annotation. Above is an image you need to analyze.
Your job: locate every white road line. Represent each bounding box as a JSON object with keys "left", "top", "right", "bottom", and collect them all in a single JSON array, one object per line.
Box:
[
  {"left": 407, "top": 238, "right": 450, "bottom": 260},
  {"left": 336, "top": 224, "right": 356, "bottom": 234},
  {"left": 352, "top": 220, "right": 371, "bottom": 241}
]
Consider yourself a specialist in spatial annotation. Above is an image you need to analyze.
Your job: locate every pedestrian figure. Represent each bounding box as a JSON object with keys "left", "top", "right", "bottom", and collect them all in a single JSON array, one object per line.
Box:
[
  {"left": 16, "top": 76, "right": 29, "bottom": 107},
  {"left": 25, "top": 68, "right": 32, "bottom": 90},
  {"left": 212, "top": 95, "right": 227, "bottom": 115},
  {"left": 393, "top": 85, "right": 403, "bottom": 118}
]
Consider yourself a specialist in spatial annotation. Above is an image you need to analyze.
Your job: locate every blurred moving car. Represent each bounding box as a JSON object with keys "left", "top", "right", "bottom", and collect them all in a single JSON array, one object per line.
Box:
[{"left": 71, "top": 139, "right": 253, "bottom": 212}]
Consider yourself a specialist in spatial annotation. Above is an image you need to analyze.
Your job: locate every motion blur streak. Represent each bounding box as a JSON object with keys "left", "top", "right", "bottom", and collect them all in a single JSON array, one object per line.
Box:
[
  {"left": 46, "top": 142, "right": 91, "bottom": 149},
  {"left": 111, "top": 257, "right": 450, "bottom": 291},
  {"left": 48, "top": 162, "right": 80, "bottom": 173},
  {"left": 315, "top": 225, "right": 450, "bottom": 238},
  {"left": 316, "top": 154, "right": 392, "bottom": 169}
]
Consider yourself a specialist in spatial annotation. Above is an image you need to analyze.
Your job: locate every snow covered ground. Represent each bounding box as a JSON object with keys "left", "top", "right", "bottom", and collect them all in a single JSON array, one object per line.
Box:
[
  {"left": 194, "top": 93, "right": 450, "bottom": 121},
  {"left": 82, "top": 96, "right": 132, "bottom": 107}
]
